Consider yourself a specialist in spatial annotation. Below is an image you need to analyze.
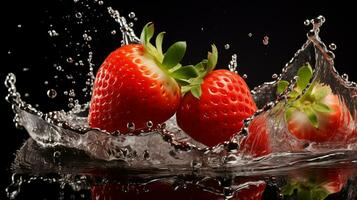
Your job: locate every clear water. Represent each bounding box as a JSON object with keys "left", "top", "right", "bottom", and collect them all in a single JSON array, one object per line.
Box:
[{"left": 4, "top": 2, "right": 357, "bottom": 200}]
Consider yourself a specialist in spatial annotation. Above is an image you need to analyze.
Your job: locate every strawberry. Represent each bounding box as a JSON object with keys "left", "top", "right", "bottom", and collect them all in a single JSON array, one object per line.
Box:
[
  {"left": 89, "top": 23, "right": 199, "bottom": 133},
  {"left": 176, "top": 45, "right": 257, "bottom": 147},
  {"left": 282, "top": 168, "right": 347, "bottom": 200},
  {"left": 277, "top": 63, "right": 351, "bottom": 143},
  {"left": 239, "top": 114, "right": 271, "bottom": 157}
]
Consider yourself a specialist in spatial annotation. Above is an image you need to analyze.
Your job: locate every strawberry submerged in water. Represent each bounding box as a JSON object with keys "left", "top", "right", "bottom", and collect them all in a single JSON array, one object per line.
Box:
[
  {"left": 176, "top": 45, "right": 257, "bottom": 147},
  {"left": 277, "top": 63, "right": 353, "bottom": 143},
  {"left": 89, "top": 23, "right": 199, "bottom": 133}
]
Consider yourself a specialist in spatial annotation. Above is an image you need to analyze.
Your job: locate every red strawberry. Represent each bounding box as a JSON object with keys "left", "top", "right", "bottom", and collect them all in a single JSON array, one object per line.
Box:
[
  {"left": 239, "top": 114, "right": 271, "bottom": 157},
  {"left": 282, "top": 168, "right": 347, "bottom": 200},
  {"left": 176, "top": 45, "right": 257, "bottom": 147},
  {"left": 89, "top": 23, "right": 199, "bottom": 133},
  {"left": 277, "top": 63, "right": 351, "bottom": 143}
]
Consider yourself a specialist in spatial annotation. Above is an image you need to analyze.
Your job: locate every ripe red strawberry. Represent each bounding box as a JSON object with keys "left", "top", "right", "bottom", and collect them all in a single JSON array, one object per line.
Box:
[
  {"left": 239, "top": 114, "right": 271, "bottom": 157},
  {"left": 176, "top": 46, "right": 257, "bottom": 147},
  {"left": 277, "top": 63, "right": 351, "bottom": 143},
  {"left": 89, "top": 23, "right": 199, "bottom": 133},
  {"left": 282, "top": 168, "right": 347, "bottom": 200}
]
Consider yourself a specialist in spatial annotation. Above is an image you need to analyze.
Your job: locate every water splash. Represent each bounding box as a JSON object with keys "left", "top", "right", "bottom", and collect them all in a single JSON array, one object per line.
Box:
[{"left": 4, "top": 11, "right": 357, "bottom": 199}]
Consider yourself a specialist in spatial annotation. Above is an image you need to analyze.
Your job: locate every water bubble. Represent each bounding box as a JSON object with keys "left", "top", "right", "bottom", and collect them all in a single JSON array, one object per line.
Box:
[
  {"left": 329, "top": 43, "right": 337, "bottom": 50},
  {"left": 224, "top": 44, "right": 230, "bottom": 50},
  {"left": 304, "top": 19, "right": 310, "bottom": 26},
  {"left": 262, "top": 36, "right": 269, "bottom": 45},
  {"left": 47, "top": 89, "right": 57, "bottom": 99},
  {"left": 48, "top": 30, "right": 59, "bottom": 37},
  {"left": 66, "top": 57, "right": 74, "bottom": 63},
  {"left": 128, "top": 12, "right": 136, "bottom": 19},
  {"left": 111, "top": 30, "right": 117, "bottom": 35},
  {"left": 75, "top": 12, "right": 82, "bottom": 19},
  {"left": 248, "top": 32, "right": 253, "bottom": 37},
  {"left": 127, "top": 122, "right": 135, "bottom": 131}
]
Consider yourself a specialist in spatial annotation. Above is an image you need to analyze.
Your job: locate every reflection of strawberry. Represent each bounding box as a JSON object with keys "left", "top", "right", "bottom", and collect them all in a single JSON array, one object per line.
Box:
[
  {"left": 176, "top": 45, "right": 257, "bottom": 147},
  {"left": 91, "top": 180, "right": 266, "bottom": 200},
  {"left": 277, "top": 63, "right": 349, "bottom": 142},
  {"left": 282, "top": 168, "right": 347, "bottom": 200},
  {"left": 89, "top": 23, "right": 198, "bottom": 133},
  {"left": 239, "top": 114, "right": 271, "bottom": 157}
]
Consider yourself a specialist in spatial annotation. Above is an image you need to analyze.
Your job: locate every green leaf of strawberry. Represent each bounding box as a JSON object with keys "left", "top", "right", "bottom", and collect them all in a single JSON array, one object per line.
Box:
[
  {"left": 277, "top": 80, "right": 289, "bottom": 94},
  {"left": 297, "top": 63, "right": 313, "bottom": 91},
  {"left": 163, "top": 41, "right": 187, "bottom": 69}
]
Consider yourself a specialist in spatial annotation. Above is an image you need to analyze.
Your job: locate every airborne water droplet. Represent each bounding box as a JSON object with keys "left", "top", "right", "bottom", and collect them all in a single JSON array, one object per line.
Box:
[
  {"left": 98, "top": 0, "right": 103, "bottom": 5},
  {"left": 262, "top": 36, "right": 269, "bottom": 45},
  {"left": 128, "top": 12, "right": 135, "bottom": 19},
  {"left": 128, "top": 22, "right": 134, "bottom": 28},
  {"left": 304, "top": 19, "right": 310, "bottom": 26},
  {"left": 242, "top": 74, "right": 248, "bottom": 79},
  {"left": 329, "top": 43, "right": 337, "bottom": 50},
  {"left": 272, "top": 73, "right": 278, "bottom": 79},
  {"left": 224, "top": 44, "right": 230, "bottom": 50},
  {"left": 75, "top": 12, "right": 82, "bottom": 19},
  {"left": 47, "top": 89, "right": 57, "bottom": 99},
  {"left": 66, "top": 57, "right": 74, "bottom": 63},
  {"left": 83, "top": 33, "right": 92, "bottom": 41},
  {"left": 111, "top": 30, "right": 117, "bottom": 35},
  {"left": 248, "top": 32, "right": 253, "bottom": 37}
]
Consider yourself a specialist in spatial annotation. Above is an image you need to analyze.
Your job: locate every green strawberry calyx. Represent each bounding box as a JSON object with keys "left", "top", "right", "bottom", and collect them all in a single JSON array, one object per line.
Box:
[
  {"left": 277, "top": 63, "right": 333, "bottom": 128},
  {"left": 140, "top": 23, "right": 199, "bottom": 85},
  {"left": 281, "top": 179, "right": 332, "bottom": 200},
  {"left": 180, "top": 44, "right": 218, "bottom": 98}
]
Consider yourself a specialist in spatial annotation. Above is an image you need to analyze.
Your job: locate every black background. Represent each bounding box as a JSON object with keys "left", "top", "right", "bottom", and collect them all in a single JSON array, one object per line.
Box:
[{"left": 1, "top": 0, "right": 356, "bottom": 199}]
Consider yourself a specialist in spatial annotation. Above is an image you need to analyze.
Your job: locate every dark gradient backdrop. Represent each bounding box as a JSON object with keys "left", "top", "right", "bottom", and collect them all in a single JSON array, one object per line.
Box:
[{"left": 1, "top": 0, "right": 356, "bottom": 198}]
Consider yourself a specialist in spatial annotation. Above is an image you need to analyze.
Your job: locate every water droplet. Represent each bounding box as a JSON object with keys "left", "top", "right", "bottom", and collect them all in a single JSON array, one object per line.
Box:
[
  {"left": 111, "top": 30, "right": 116, "bottom": 35},
  {"left": 128, "top": 22, "right": 134, "bottom": 27},
  {"left": 304, "top": 19, "right": 310, "bottom": 26},
  {"left": 69, "top": 89, "right": 76, "bottom": 97},
  {"left": 262, "top": 36, "right": 269, "bottom": 45},
  {"left": 47, "top": 89, "right": 57, "bottom": 99},
  {"left": 98, "top": 0, "right": 103, "bottom": 5},
  {"left": 272, "top": 73, "right": 278, "bottom": 79},
  {"left": 44, "top": 81, "right": 49, "bottom": 85},
  {"left": 73, "top": 0, "right": 79, "bottom": 2},
  {"left": 146, "top": 121, "right": 153, "bottom": 128},
  {"left": 342, "top": 73, "right": 349, "bottom": 81},
  {"left": 66, "top": 57, "right": 74, "bottom": 63},
  {"left": 22, "top": 68, "right": 29, "bottom": 72},
  {"left": 24, "top": 93, "right": 30, "bottom": 97},
  {"left": 242, "top": 74, "right": 248, "bottom": 79},
  {"left": 75, "top": 12, "right": 82, "bottom": 19},
  {"left": 248, "top": 32, "right": 253, "bottom": 37},
  {"left": 17, "top": 24, "right": 22, "bottom": 28},
  {"left": 7, "top": 50, "right": 11, "bottom": 55},
  {"left": 224, "top": 44, "right": 230, "bottom": 50},
  {"left": 128, "top": 12, "right": 135, "bottom": 18},
  {"left": 127, "top": 122, "right": 135, "bottom": 131},
  {"left": 56, "top": 65, "right": 62, "bottom": 71},
  {"left": 134, "top": 17, "right": 138, "bottom": 21},
  {"left": 83, "top": 33, "right": 92, "bottom": 41},
  {"left": 48, "top": 30, "right": 59, "bottom": 37},
  {"left": 329, "top": 43, "right": 337, "bottom": 50}
]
